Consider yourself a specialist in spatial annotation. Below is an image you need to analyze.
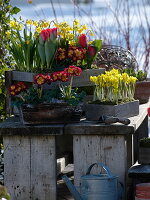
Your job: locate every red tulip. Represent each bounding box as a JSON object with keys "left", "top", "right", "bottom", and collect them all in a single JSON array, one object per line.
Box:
[
  {"left": 40, "top": 28, "right": 57, "bottom": 41},
  {"left": 88, "top": 45, "right": 96, "bottom": 57},
  {"left": 78, "top": 34, "right": 87, "bottom": 48}
]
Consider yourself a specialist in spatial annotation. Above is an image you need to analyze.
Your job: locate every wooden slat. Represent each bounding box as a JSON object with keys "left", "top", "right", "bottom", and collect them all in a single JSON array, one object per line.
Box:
[
  {"left": 73, "top": 135, "right": 127, "bottom": 187},
  {"left": 11, "top": 69, "right": 105, "bottom": 87},
  {"left": 5, "top": 71, "right": 12, "bottom": 115},
  {"left": 4, "top": 136, "right": 31, "bottom": 200},
  {"left": 31, "top": 136, "right": 56, "bottom": 200}
]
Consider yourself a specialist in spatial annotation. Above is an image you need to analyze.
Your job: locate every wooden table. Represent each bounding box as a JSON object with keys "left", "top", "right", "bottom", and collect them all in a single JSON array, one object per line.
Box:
[{"left": 0, "top": 103, "right": 149, "bottom": 200}]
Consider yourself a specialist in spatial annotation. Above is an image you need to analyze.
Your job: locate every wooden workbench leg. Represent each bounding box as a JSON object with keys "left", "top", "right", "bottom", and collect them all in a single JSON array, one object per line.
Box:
[
  {"left": 73, "top": 135, "right": 127, "bottom": 198},
  {"left": 31, "top": 135, "right": 56, "bottom": 200},
  {"left": 3, "top": 136, "right": 31, "bottom": 200},
  {"left": 3, "top": 135, "right": 56, "bottom": 200}
]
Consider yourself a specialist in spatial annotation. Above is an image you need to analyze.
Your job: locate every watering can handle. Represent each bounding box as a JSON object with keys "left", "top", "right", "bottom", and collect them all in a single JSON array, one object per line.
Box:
[{"left": 86, "top": 163, "right": 113, "bottom": 178}]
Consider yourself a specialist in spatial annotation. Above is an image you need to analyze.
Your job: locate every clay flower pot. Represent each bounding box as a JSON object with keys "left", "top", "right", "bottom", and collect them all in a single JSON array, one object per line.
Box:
[{"left": 134, "top": 81, "right": 150, "bottom": 103}]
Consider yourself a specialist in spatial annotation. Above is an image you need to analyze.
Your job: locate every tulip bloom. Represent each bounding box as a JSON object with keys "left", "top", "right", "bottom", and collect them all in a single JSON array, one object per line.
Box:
[
  {"left": 40, "top": 28, "right": 57, "bottom": 41},
  {"left": 88, "top": 45, "right": 96, "bottom": 57},
  {"left": 78, "top": 34, "right": 87, "bottom": 48}
]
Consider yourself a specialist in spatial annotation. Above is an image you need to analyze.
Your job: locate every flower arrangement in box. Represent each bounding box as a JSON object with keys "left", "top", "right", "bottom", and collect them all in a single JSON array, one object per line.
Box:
[
  {"left": 9, "top": 66, "right": 86, "bottom": 124},
  {"left": 7, "top": 19, "right": 102, "bottom": 73},
  {"left": 90, "top": 68, "right": 137, "bottom": 104},
  {"left": 85, "top": 69, "right": 139, "bottom": 120}
]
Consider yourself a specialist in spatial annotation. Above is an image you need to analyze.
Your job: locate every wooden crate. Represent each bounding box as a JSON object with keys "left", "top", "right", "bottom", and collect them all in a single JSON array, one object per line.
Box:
[
  {"left": 5, "top": 69, "right": 105, "bottom": 115},
  {"left": 85, "top": 100, "right": 139, "bottom": 120}
]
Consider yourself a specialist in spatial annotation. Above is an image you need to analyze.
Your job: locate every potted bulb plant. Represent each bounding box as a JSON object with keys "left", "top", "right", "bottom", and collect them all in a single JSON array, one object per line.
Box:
[
  {"left": 85, "top": 68, "right": 139, "bottom": 120},
  {"left": 121, "top": 68, "right": 150, "bottom": 104},
  {"left": 9, "top": 66, "right": 86, "bottom": 124}
]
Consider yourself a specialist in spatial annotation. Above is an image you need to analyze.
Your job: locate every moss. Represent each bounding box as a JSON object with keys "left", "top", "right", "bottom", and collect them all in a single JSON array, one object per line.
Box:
[{"left": 140, "top": 137, "right": 150, "bottom": 148}]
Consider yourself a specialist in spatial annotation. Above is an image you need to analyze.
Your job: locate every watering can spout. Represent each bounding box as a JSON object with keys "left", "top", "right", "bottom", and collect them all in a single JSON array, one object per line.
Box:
[{"left": 62, "top": 175, "right": 83, "bottom": 200}]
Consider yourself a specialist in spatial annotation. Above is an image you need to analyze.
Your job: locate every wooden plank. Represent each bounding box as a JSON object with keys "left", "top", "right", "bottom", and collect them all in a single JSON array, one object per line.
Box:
[
  {"left": 11, "top": 69, "right": 105, "bottom": 87},
  {"left": 0, "top": 117, "right": 64, "bottom": 136},
  {"left": 130, "top": 101, "right": 150, "bottom": 130},
  {"left": 30, "top": 136, "right": 56, "bottom": 200},
  {"left": 5, "top": 71, "right": 12, "bottom": 115},
  {"left": 73, "top": 135, "right": 127, "bottom": 188},
  {"left": 3, "top": 136, "right": 31, "bottom": 200}
]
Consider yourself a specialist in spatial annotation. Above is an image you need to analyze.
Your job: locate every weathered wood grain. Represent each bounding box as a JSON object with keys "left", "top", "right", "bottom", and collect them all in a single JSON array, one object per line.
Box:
[
  {"left": 31, "top": 136, "right": 56, "bottom": 200},
  {"left": 11, "top": 69, "right": 105, "bottom": 87},
  {"left": 3, "top": 135, "right": 57, "bottom": 200},
  {"left": 5, "top": 71, "right": 12, "bottom": 115},
  {"left": 73, "top": 135, "right": 127, "bottom": 187},
  {"left": 4, "top": 136, "right": 31, "bottom": 200},
  {"left": 85, "top": 100, "right": 139, "bottom": 120},
  {"left": 0, "top": 117, "right": 64, "bottom": 136}
]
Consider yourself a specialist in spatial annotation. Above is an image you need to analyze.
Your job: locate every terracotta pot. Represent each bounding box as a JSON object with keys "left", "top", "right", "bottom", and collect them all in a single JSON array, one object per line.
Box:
[
  {"left": 19, "top": 103, "right": 82, "bottom": 125},
  {"left": 134, "top": 81, "right": 150, "bottom": 104}
]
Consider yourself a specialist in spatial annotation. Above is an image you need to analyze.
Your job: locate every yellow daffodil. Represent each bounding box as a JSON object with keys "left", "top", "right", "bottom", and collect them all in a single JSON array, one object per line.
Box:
[
  {"left": 33, "top": 21, "right": 38, "bottom": 26},
  {"left": 26, "top": 19, "right": 33, "bottom": 25},
  {"left": 89, "top": 31, "right": 95, "bottom": 36},
  {"left": 74, "top": 19, "right": 80, "bottom": 26},
  {"left": 6, "top": 31, "right": 11, "bottom": 37},
  {"left": 36, "top": 27, "right": 42, "bottom": 33}
]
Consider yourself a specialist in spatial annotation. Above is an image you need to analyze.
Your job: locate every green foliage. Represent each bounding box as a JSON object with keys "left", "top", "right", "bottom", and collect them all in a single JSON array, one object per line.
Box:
[
  {"left": 12, "top": 86, "right": 86, "bottom": 107},
  {"left": 122, "top": 68, "right": 147, "bottom": 81},
  {"left": 0, "top": 0, "right": 20, "bottom": 121},
  {"left": 140, "top": 137, "right": 150, "bottom": 148}
]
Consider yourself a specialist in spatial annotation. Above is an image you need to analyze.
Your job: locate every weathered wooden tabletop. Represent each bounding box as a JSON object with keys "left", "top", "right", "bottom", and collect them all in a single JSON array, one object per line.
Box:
[{"left": 0, "top": 102, "right": 149, "bottom": 136}]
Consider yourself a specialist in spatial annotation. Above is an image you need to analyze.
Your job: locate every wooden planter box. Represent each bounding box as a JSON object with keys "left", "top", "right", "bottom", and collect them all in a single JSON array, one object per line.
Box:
[
  {"left": 138, "top": 147, "right": 150, "bottom": 164},
  {"left": 85, "top": 100, "right": 139, "bottom": 120},
  {"left": 5, "top": 69, "right": 105, "bottom": 115},
  {"left": 19, "top": 103, "right": 81, "bottom": 125},
  {"left": 134, "top": 81, "right": 150, "bottom": 104}
]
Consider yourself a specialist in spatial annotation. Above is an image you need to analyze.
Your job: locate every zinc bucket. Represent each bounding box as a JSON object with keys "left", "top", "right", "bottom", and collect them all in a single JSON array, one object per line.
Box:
[{"left": 135, "top": 183, "right": 150, "bottom": 200}]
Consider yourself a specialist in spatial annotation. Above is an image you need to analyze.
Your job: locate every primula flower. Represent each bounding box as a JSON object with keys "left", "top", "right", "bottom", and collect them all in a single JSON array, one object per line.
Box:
[
  {"left": 60, "top": 72, "right": 69, "bottom": 82},
  {"left": 45, "top": 75, "right": 53, "bottom": 84},
  {"left": 9, "top": 82, "right": 27, "bottom": 96},
  {"left": 68, "top": 47, "right": 86, "bottom": 62},
  {"left": 78, "top": 34, "right": 87, "bottom": 48},
  {"left": 51, "top": 72, "right": 60, "bottom": 82},
  {"left": 56, "top": 48, "right": 67, "bottom": 61},
  {"left": 65, "top": 66, "right": 82, "bottom": 76},
  {"left": 87, "top": 46, "right": 96, "bottom": 57},
  {"left": 34, "top": 74, "right": 46, "bottom": 85}
]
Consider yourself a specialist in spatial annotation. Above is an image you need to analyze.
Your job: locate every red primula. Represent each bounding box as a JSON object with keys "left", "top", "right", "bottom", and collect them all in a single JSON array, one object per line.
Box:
[
  {"left": 64, "top": 66, "right": 82, "bottom": 76},
  {"left": 9, "top": 82, "right": 27, "bottom": 96},
  {"left": 45, "top": 74, "right": 53, "bottom": 84},
  {"left": 34, "top": 74, "right": 46, "bottom": 85}
]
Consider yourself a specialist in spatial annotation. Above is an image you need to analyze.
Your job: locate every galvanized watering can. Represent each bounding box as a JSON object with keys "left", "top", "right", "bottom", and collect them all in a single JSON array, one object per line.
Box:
[{"left": 62, "top": 163, "right": 123, "bottom": 200}]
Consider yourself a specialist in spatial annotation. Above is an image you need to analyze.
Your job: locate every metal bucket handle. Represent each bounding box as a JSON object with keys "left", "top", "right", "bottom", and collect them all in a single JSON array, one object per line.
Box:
[{"left": 86, "top": 163, "right": 114, "bottom": 178}]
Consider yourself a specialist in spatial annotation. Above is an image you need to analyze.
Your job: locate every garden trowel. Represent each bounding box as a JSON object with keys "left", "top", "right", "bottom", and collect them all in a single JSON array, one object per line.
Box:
[{"left": 98, "top": 115, "right": 130, "bottom": 125}]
